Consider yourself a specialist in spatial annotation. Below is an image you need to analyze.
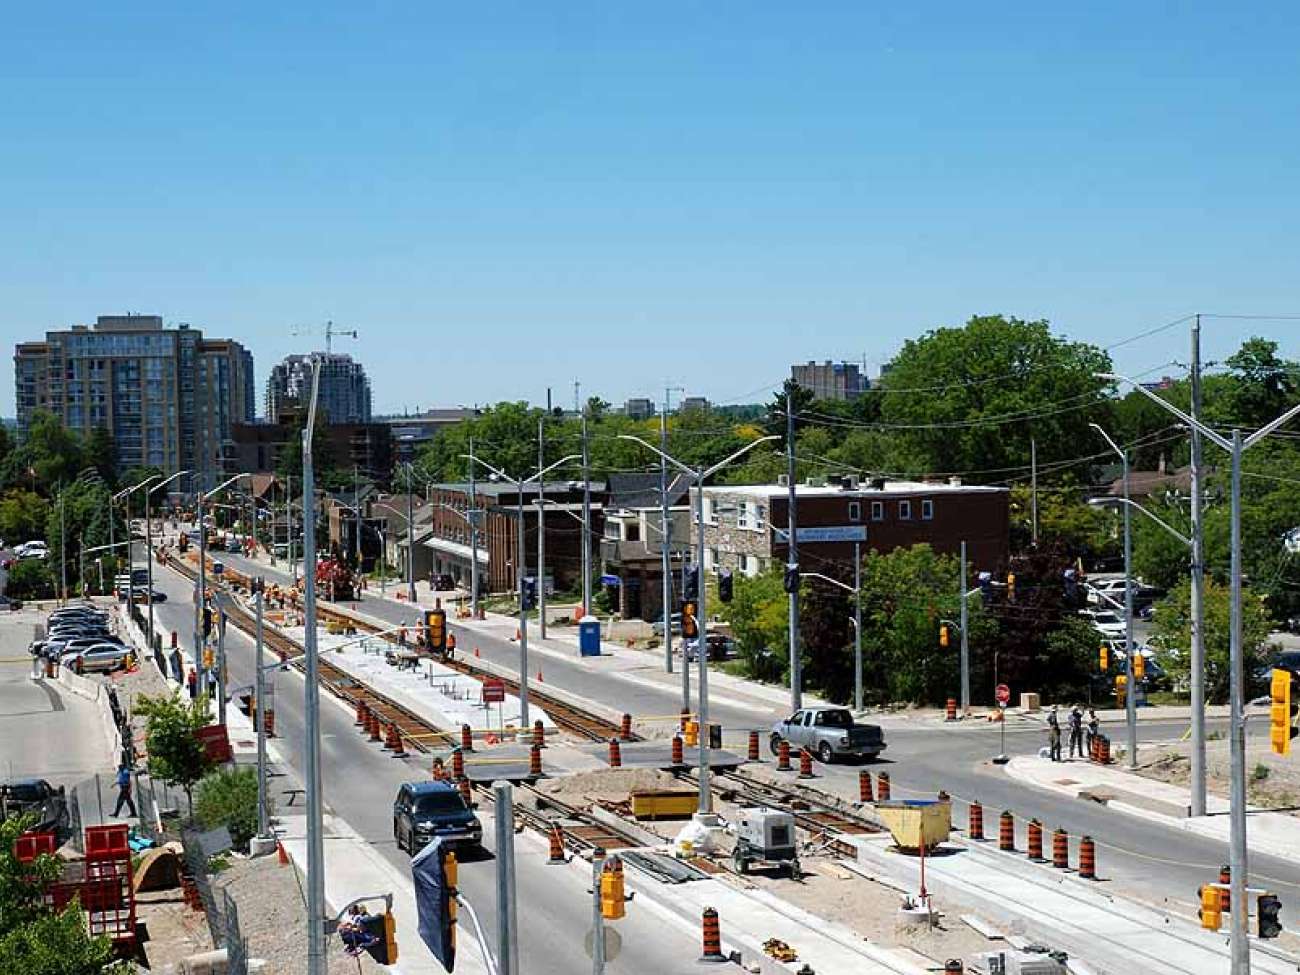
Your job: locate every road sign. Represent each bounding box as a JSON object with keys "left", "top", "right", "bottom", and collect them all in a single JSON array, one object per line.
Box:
[
  {"left": 482, "top": 678, "right": 506, "bottom": 704},
  {"left": 995, "top": 683, "right": 1011, "bottom": 706}
]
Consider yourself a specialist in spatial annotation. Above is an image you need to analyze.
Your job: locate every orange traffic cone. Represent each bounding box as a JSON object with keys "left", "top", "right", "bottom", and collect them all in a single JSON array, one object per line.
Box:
[{"left": 277, "top": 841, "right": 289, "bottom": 866}]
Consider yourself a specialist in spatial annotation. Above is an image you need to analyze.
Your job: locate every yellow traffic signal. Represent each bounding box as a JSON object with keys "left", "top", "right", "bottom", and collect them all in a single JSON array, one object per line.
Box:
[
  {"left": 1133, "top": 653, "right": 1146, "bottom": 680},
  {"left": 1115, "top": 674, "right": 1127, "bottom": 704},
  {"left": 1270, "top": 669, "right": 1297, "bottom": 757},
  {"left": 381, "top": 911, "right": 399, "bottom": 964},
  {"left": 600, "top": 856, "right": 627, "bottom": 919},
  {"left": 202, "top": 648, "right": 215, "bottom": 669},
  {"left": 1007, "top": 573, "right": 1016, "bottom": 602},
  {"left": 1198, "top": 885, "right": 1222, "bottom": 931},
  {"left": 682, "top": 602, "right": 699, "bottom": 639},
  {"left": 939, "top": 624, "right": 950, "bottom": 648},
  {"left": 1099, "top": 645, "right": 1109, "bottom": 672}
]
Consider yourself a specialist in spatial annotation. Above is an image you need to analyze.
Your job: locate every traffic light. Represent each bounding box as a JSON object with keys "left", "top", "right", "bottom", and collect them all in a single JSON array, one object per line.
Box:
[
  {"left": 521, "top": 576, "right": 538, "bottom": 611},
  {"left": 682, "top": 602, "right": 699, "bottom": 639},
  {"left": 600, "top": 856, "right": 627, "bottom": 919},
  {"left": 1099, "top": 644, "right": 1109, "bottom": 672},
  {"left": 1007, "top": 572, "right": 1016, "bottom": 602},
  {"left": 1270, "top": 669, "right": 1298, "bottom": 757},
  {"left": 1115, "top": 673, "right": 1127, "bottom": 703},
  {"left": 939, "top": 624, "right": 949, "bottom": 648},
  {"left": 1133, "top": 653, "right": 1146, "bottom": 680},
  {"left": 356, "top": 911, "right": 399, "bottom": 965},
  {"left": 1198, "top": 885, "right": 1222, "bottom": 931},
  {"left": 783, "top": 563, "right": 800, "bottom": 595},
  {"left": 1259, "top": 893, "right": 1283, "bottom": 939},
  {"left": 424, "top": 609, "right": 447, "bottom": 653},
  {"left": 718, "top": 569, "right": 733, "bottom": 604},
  {"left": 683, "top": 565, "right": 700, "bottom": 603},
  {"left": 202, "top": 648, "right": 215, "bottom": 670},
  {"left": 202, "top": 606, "right": 213, "bottom": 637},
  {"left": 412, "top": 842, "right": 456, "bottom": 969}
]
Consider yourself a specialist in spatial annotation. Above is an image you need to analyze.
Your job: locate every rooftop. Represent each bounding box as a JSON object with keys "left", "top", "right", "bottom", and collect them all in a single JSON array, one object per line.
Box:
[{"left": 700, "top": 478, "right": 1007, "bottom": 498}]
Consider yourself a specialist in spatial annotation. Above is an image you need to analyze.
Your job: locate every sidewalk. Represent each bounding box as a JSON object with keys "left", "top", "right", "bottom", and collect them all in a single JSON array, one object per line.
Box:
[{"left": 1004, "top": 754, "right": 1300, "bottom": 863}]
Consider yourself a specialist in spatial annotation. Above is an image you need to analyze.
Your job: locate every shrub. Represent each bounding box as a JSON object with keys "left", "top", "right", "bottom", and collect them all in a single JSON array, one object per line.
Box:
[
  {"left": 6, "top": 560, "right": 53, "bottom": 600},
  {"left": 195, "top": 767, "right": 263, "bottom": 852}
]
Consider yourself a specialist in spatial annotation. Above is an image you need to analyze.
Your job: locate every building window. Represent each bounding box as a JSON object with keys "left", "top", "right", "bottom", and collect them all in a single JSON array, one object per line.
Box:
[
  {"left": 848, "top": 501, "right": 861, "bottom": 522},
  {"left": 740, "top": 554, "right": 760, "bottom": 577},
  {"left": 899, "top": 500, "right": 912, "bottom": 520},
  {"left": 922, "top": 499, "right": 934, "bottom": 521},
  {"left": 705, "top": 547, "right": 719, "bottom": 569},
  {"left": 703, "top": 496, "right": 717, "bottom": 526},
  {"left": 871, "top": 501, "right": 884, "bottom": 521}
]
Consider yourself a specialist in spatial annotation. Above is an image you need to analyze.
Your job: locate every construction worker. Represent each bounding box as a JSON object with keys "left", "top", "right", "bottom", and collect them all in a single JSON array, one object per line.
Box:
[
  {"left": 398, "top": 625, "right": 408, "bottom": 646},
  {"left": 1047, "top": 706, "right": 1062, "bottom": 762},
  {"left": 446, "top": 631, "right": 457, "bottom": 660},
  {"left": 1068, "top": 704, "right": 1085, "bottom": 759},
  {"left": 1086, "top": 708, "right": 1100, "bottom": 753},
  {"left": 112, "top": 763, "right": 138, "bottom": 818}
]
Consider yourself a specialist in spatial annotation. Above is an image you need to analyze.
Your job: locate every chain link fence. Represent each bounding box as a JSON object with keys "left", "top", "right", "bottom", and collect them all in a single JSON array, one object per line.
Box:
[{"left": 181, "top": 829, "right": 249, "bottom": 975}]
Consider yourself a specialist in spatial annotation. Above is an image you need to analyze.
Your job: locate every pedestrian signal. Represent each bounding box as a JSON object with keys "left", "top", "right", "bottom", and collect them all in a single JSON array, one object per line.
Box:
[
  {"left": 1099, "top": 645, "right": 1109, "bottom": 672},
  {"left": 1198, "top": 885, "right": 1222, "bottom": 931},
  {"left": 683, "top": 565, "right": 700, "bottom": 603},
  {"left": 1133, "top": 653, "right": 1145, "bottom": 680},
  {"left": 783, "top": 563, "right": 800, "bottom": 594},
  {"left": 1259, "top": 893, "right": 1283, "bottom": 939},
  {"left": 1270, "top": 669, "right": 1298, "bottom": 757},
  {"left": 424, "top": 609, "right": 447, "bottom": 652},
  {"left": 717, "top": 569, "right": 733, "bottom": 604},
  {"left": 939, "top": 624, "right": 949, "bottom": 648},
  {"left": 521, "top": 576, "right": 538, "bottom": 611},
  {"left": 682, "top": 602, "right": 699, "bottom": 639},
  {"left": 1007, "top": 572, "right": 1016, "bottom": 602}
]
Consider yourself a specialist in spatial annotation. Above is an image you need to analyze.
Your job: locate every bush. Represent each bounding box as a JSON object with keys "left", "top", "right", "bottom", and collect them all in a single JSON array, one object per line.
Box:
[
  {"left": 6, "top": 560, "right": 53, "bottom": 600},
  {"left": 195, "top": 767, "right": 263, "bottom": 852}
]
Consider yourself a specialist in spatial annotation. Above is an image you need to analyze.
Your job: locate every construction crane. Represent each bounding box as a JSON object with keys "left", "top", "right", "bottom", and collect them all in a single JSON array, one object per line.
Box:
[{"left": 291, "top": 320, "right": 358, "bottom": 356}]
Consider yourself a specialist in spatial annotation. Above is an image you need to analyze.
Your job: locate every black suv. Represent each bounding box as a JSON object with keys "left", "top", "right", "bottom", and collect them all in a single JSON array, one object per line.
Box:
[
  {"left": 393, "top": 781, "right": 481, "bottom": 855},
  {"left": 0, "top": 778, "right": 68, "bottom": 834}
]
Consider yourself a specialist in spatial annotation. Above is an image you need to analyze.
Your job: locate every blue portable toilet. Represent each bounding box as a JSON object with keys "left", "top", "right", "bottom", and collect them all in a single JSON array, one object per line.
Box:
[{"left": 578, "top": 618, "right": 602, "bottom": 656}]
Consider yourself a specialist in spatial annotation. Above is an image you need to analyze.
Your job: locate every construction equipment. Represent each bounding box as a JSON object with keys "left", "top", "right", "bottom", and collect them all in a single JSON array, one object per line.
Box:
[
  {"left": 763, "top": 938, "right": 798, "bottom": 962},
  {"left": 730, "top": 808, "right": 799, "bottom": 879}
]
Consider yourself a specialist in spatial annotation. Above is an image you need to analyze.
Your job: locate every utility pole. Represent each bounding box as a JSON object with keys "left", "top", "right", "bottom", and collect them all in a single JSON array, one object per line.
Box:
[
  {"left": 786, "top": 388, "right": 801, "bottom": 711},
  {"left": 1189, "top": 316, "right": 1207, "bottom": 818},
  {"left": 195, "top": 493, "right": 207, "bottom": 694},
  {"left": 660, "top": 399, "right": 675, "bottom": 682},
  {"left": 468, "top": 437, "right": 480, "bottom": 620},
  {"left": 1030, "top": 438, "right": 1039, "bottom": 545},
  {"left": 494, "top": 784, "right": 519, "bottom": 975},
  {"left": 405, "top": 464, "right": 416, "bottom": 603},
  {"left": 354, "top": 464, "right": 361, "bottom": 573},
  {"left": 254, "top": 578, "right": 269, "bottom": 840},
  {"left": 217, "top": 601, "right": 227, "bottom": 725},
  {"left": 302, "top": 359, "right": 327, "bottom": 975},
  {"left": 960, "top": 540, "right": 970, "bottom": 715},
  {"left": 537, "top": 416, "right": 547, "bottom": 640},
  {"left": 515, "top": 486, "right": 530, "bottom": 728},
  {"left": 288, "top": 473, "right": 297, "bottom": 584},
  {"left": 58, "top": 492, "right": 67, "bottom": 603},
  {"left": 853, "top": 540, "right": 862, "bottom": 713},
  {"left": 581, "top": 411, "right": 593, "bottom": 618},
  {"left": 693, "top": 474, "right": 712, "bottom": 814}
]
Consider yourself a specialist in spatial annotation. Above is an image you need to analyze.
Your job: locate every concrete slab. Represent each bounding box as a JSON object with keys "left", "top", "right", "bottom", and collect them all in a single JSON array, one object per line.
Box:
[{"left": 583, "top": 740, "right": 746, "bottom": 770}]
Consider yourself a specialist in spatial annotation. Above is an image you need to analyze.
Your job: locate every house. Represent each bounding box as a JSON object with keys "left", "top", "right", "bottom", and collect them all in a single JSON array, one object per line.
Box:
[
  {"left": 599, "top": 473, "right": 692, "bottom": 620},
  {"left": 695, "top": 475, "right": 1009, "bottom": 578}
]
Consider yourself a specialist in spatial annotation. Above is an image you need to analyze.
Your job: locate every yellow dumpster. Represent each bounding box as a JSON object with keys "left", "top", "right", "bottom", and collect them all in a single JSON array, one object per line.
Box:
[
  {"left": 874, "top": 799, "right": 952, "bottom": 853},
  {"left": 630, "top": 789, "right": 698, "bottom": 820}
]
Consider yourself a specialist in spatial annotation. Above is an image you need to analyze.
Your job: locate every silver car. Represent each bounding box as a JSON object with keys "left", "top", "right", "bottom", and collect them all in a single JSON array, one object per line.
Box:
[
  {"left": 66, "top": 644, "right": 132, "bottom": 674},
  {"left": 769, "top": 706, "right": 886, "bottom": 764}
]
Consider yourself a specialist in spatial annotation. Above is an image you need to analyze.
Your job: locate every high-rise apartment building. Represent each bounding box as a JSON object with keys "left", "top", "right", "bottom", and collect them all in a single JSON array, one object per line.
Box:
[
  {"left": 265, "top": 353, "right": 372, "bottom": 424},
  {"left": 13, "top": 314, "right": 255, "bottom": 484},
  {"left": 791, "top": 360, "right": 870, "bottom": 400}
]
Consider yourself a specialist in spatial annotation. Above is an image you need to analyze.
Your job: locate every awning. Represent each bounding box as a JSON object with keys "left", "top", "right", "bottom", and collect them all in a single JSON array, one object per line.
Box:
[{"left": 423, "top": 536, "right": 490, "bottom": 565}]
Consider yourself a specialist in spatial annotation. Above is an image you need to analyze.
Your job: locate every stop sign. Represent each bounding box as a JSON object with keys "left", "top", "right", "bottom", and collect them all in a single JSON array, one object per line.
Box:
[{"left": 995, "top": 683, "right": 1011, "bottom": 706}]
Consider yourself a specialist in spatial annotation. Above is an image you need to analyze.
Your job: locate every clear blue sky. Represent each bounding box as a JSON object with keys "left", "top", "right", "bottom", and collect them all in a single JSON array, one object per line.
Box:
[{"left": 3, "top": 3, "right": 1299, "bottom": 415}]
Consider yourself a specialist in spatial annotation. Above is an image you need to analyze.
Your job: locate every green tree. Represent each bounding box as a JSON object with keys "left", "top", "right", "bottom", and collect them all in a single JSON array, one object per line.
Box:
[
  {"left": 6, "top": 560, "right": 54, "bottom": 600},
  {"left": 0, "top": 490, "right": 49, "bottom": 545},
  {"left": 1152, "top": 578, "right": 1275, "bottom": 703},
  {"left": 83, "top": 427, "right": 116, "bottom": 485},
  {"left": 1010, "top": 486, "right": 1116, "bottom": 558},
  {"left": 11, "top": 411, "right": 85, "bottom": 493},
  {"left": 1216, "top": 337, "right": 1298, "bottom": 430},
  {"left": 0, "top": 816, "right": 126, "bottom": 975},
  {"left": 196, "top": 767, "right": 264, "bottom": 852},
  {"left": 135, "top": 691, "right": 215, "bottom": 815},
  {"left": 875, "top": 315, "right": 1112, "bottom": 479},
  {"left": 723, "top": 569, "right": 787, "bottom": 684}
]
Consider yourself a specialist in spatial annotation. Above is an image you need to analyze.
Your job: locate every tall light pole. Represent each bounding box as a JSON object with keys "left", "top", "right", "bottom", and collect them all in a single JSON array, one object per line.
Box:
[
  {"left": 404, "top": 463, "right": 417, "bottom": 603},
  {"left": 146, "top": 470, "right": 191, "bottom": 643},
  {"left": 115, "top": 473, "right": 159, "bottom": 598},
  {"left": 959, "top": 540, "right": 969, "bottom": 716},
  {"left": 468, "top": 437, "right": 480, "bottom": 619},
  {"left": 659, "top": 394, "right": 675, "bottom": 683},
  {"left": 1090, "top": 423, "right": 1137, "bottom": 769},
  {"left": 786, "top": 388, "right": 801, "bottom": 710},
  {"left": 198, "top": 473, "right": 252, "bottom": 723},
  {"left": 581, "top": 411, "right": 593, "bottom": 619},
  {"left": 462, "top": 453, "right": 582, "bottom": 731},
  {"left": 618, "top": 433, "right": 779, "bottom": 816},
  {"left": 537, "top": 416, "right": 547, "bottom": 639},
  {"left": 1101, "top": 371, "right": 1300, "bottom": 975},
  {"left": 1189, "top": 315, "right": 1207, "bottom": 818}
]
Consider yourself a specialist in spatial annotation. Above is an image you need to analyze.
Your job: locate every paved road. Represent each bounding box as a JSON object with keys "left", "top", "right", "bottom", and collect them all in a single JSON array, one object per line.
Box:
[
  {"left": 200, "top": 548, "right": 1300, "bottom": 926},
  {"left": 148, "top": 563, "right": 707, "bottom": 975}
]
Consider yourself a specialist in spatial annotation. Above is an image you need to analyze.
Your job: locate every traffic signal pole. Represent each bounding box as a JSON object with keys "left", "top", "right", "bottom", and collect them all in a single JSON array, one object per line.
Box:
[
  {"left": 960, "top": 540, "right": 970, "bottom": 716},
  {"left": 1189, "top": 316, "right": 1207, "bottom": 818},
  {"left": 786, "top": 388, "right": 801, "bottom": 711}
]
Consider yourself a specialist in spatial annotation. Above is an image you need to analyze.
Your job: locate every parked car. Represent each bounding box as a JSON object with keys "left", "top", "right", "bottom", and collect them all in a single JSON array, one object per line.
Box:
[
  {"left": 683, "top": 633, "right": 736, "bottom": 662},
  {"left": 130, "top": 587, "right": 166, "bottom": 604},
  {"left": 430, "top": 574, "right": 456, "bottom": 592},
  {"left": 392, "top": 781, "right": 482, "bottom": 856},
  {"left": 17, "top": 542, "right": 48, "bottom": 560},
  {"left": 769, "top": 706, "right": 886, "bottom": 764},
  {"left": 66, "top": 644, "right": 132, "bottom": 674},
  {"left": 652, "top": 613, "right": 683, "bottom": 637},
  {"left": 0, "top": 595, "right": 21, "bottom": 611},
  {"left": 1081, "top": 608, "right": 1126, "bottom": 639},
  {"left": 0, "top": 778, "right": 68, "bottom": 833}
]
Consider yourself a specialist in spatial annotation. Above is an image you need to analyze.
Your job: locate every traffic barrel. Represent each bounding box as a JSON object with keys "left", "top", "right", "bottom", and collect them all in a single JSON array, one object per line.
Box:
[
  {"left": 671, "top": 734, "right": 684, "bottom": 766},
  {"left": 461, "top": 723, "right": 474, "bottom": 752},
  {"left": 264, "top": 709, "right": 276, "bottom": 737},
  {"left": 1099, "top": 736, "right": 1111, "bottom": 764},
  {"left": 452, "top": 748, "right": 465, "bottom": 779},
  {"left": 1052, "top": 828, "right": 1069, "bottom": 869},
  {"left": 777, "top": 740, "right": 791, "bottom": 771},
  {"left": 621, "top": 713, "right": 633, "bottom": 741},
  {"left": 1089, "top": 735, "right": 1099, "bottom": 762},
  {"left": 798, "top": 748, "right": 814, "bottom": 779},
  {"left": 946, "top": 698, "right": 957, "bottom": 721},
  {"left": 533, "top": 719, "right": 545, "bottom": 748},
  {"left": 388, "top": 723, "right": 406, "bottom": 757},
  {"left": 859, "top": 770, "right": 874, "bottom": 804},
  {"left": 529, "top": 744, "right": 543, "bottom": 778},
  {"left": 877, "top": 771, "right": 891, "bottom": 800},
  {"left": 548, "top": 824, "right": 566, "bottom": 864},
  {"left": 368, "top": 710, "right": 382, "bottom": 742},
  {"left": 699, "top": 907, "right": 727, "bottom": 963},
  {"left": 999, "top": 811, "right": 1015, "bottom": 852},
  {"left": 968, "top": 801, "right": 984, "bottom": 841},
  {"left": 608, "top": 738, "right": 622, "bottom": 768},
  {"left": 748, "top": 730, "right": 760, "bottom": 761},
  {"left": 355, "top": 698, "right": 367, "bottom": 726},
  {"left": 457, "top": 776, "right": 473, "bottom": 807},
  {"left": 1219, "top": 864, "right": 1231, "bottom": 913},
  {"left": 171, "top": 631, "right": 178, "bottom": 648},
  {"left": 1078, "top": 835, "right": 1096, "bottom": 879},
  {"left": 1027, "top": 819, "right": 1044, "bottom": 861}
]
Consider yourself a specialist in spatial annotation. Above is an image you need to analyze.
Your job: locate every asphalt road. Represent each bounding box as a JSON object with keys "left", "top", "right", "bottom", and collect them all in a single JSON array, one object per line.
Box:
[{"left": 148, "top": 563, "right": 707, "bottom": 975}]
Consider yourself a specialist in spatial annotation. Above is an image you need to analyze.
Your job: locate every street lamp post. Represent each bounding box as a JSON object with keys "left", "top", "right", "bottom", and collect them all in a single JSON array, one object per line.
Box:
[
  {"left": 1101, "top": 371, "right": 1300, "bottom": 975},
  {"left": 198, "top": 473, "right": 252, "bottom": 724},
  {"left": 617, "top": 433, "right": 779, "bottom": 817},
  {"left": 146, "top": 470, "right": 191, "bottom": 643},
  {"left": 1090, "top": 423, "right": 1137, "bottom": 769},
  {"left": 462, "top": 453, "right": 582, "bottom": 731}
]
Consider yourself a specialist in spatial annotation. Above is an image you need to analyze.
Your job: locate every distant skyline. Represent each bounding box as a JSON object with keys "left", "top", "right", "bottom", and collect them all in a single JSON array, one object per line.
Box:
[{"left": 3, "top": 4, "right": 1299, "bottom": 414}]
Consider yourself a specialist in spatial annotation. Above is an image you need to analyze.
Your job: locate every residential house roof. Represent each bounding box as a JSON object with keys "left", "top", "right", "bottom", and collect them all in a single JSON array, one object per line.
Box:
[{"left": 605, "top": 473, "right": 691, "bottom": 511}]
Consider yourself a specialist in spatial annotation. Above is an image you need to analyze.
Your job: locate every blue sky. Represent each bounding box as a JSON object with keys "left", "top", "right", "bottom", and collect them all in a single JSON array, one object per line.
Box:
[{"left": 3, "top": 3, "right": 1299, "bottom": 415}]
